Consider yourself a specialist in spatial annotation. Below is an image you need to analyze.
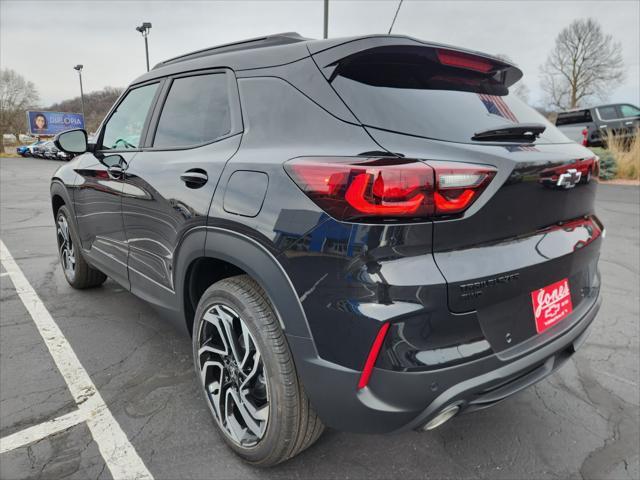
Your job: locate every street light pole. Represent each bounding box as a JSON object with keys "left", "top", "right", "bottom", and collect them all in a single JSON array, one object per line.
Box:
[
  {"left": 136, "top": 22, "right": 152, "bottom": 72},
  {"left": 323, "top": 0, "right": 329, "bottom": 39},
  {"left": 74, "top": 65, "right": 85, "bottom": 121}
]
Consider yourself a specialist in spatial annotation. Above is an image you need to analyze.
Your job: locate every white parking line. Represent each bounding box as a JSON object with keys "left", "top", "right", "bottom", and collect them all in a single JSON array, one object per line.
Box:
[
  {"left": 0, "top": 409, "right": 87, "bottom": 454},
  {"left": 0, "top": 240, "right": 154, "bottom": 480}
]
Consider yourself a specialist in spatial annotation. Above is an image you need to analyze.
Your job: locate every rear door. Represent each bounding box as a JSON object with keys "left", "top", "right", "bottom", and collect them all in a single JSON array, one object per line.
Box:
[
  {"left": 313, "top": 39, "right": 602, "bottom": 354},
  {"left": 121, "top": 69, "right": 242, "bottom": 308}
]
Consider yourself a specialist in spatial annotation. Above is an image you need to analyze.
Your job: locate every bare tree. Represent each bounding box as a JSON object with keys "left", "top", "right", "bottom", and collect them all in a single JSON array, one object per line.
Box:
[
  {"left": 0, "top": 69, "right": 40, "bottom": 149},
  {"left": 541, "top": 18, "right": 624, "bottom": 110},
  {"left": 48, "top": 86, "right": 123, "bottom": 134}
]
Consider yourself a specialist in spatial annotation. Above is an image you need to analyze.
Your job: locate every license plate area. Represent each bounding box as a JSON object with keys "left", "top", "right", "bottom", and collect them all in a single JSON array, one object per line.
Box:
[{"left": 531, "top": 278, "right": 573, "bottom": 334}]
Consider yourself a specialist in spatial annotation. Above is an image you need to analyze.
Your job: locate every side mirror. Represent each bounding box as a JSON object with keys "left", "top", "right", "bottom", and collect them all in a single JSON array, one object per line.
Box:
[{"left": 54, "top": 129, "right": 88, "bottom": 154}]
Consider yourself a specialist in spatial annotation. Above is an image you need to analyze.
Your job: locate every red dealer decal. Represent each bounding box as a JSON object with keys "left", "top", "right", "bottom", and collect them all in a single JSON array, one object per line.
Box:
[{"left": 531, "top": 278, "right": 573, "bottom": 334}]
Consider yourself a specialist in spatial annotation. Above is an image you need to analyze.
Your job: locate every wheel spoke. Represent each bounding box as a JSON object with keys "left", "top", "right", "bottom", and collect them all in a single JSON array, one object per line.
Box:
[
  {"left": 202, "top": 310, "right": 229, "bottom": 356},
  {"left": 57, "top": 218, "right": 69, "bottom": 244},
  {"left": 228, "top": 387, "right": 264, "bottom": 438},
  {"left": 215, "top": 305, "right": 244, "bottom": 366},
  {"left": 240, "top": 350, "right": 261, "bottom": 386},
  {"left": 201, "top": 360, "right": 224, "bottom": 419},
  {"left": 239, "top": 321, "right": 253, "bottom": 370},
  {"left": 240, "top": 389, "right": 269, "bottom": 422},
  {"left": 224, "top": 388, "right": 247, "bottom": 444}
]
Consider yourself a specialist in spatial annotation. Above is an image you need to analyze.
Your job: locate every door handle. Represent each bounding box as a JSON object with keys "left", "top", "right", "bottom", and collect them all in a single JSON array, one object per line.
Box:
[
  {"left": 107, "top": 165, "right": 125, "bottom": 179},
  {"left": 180, "top": 169, "right": 208, "bottom": 188}
]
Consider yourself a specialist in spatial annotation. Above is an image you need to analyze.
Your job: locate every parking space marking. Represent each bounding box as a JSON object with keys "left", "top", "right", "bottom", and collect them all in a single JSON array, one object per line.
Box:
[
  {"left": 0, "top": 409, "right": 87, "bottom": 454},
  {"left": 0, "top": 272, "right": 8, "bottom": 277},
  {"left": 0, "top": 240, "right": 154, "bottom": 480}
]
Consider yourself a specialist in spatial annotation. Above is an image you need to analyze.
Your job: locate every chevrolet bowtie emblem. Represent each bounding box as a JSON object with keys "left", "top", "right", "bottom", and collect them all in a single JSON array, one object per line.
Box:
[{"left": 557, "top": 168, "right": 582, "bottom": 189}]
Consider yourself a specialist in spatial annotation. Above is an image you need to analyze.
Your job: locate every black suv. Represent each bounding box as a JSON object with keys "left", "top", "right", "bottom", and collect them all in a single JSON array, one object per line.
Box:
[{"left": 51, "top": 33, "right": 603, "bottom": 466}]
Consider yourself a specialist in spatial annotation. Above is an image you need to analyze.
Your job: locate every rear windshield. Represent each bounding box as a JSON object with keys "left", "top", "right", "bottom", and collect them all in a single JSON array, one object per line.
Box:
[
  {"left": 556, "top": 110, "right": 593, "bottom": 125},
  {"left": 329, "top": 47, "right": 569, "bottom": 144}
]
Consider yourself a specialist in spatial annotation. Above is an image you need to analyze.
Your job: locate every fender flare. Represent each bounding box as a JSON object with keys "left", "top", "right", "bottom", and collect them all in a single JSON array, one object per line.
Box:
[
  {"left": 50, "top": 180, "right": 76, "bottom": 220},
  {"left": 174, "top": 226, "right": 315, "bottom": 341}
]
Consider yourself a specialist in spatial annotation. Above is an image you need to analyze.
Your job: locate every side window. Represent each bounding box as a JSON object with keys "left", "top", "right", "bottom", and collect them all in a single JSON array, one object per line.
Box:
[
  {"left": 597, "top": 106, "right": 619, "bottom": 121},
  {"left": 101, "top": 83, "right": 159, "bottom": 150},
  {"left": 620, "top": 104, "right": 640, "bottom": 118},
  {"left": 153, "top": 73, "right": 231, "bottom": 148}
]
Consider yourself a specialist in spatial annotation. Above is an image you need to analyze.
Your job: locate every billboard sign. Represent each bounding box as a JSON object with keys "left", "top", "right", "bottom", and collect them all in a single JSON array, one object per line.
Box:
[{"left": 26, "top": 111, "right": 85, "bottom": 136}]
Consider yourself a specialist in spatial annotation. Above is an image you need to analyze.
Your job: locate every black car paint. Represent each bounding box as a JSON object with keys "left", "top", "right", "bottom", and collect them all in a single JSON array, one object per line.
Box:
[{"left": 51, "top": 34, "right": 602, "bottom": 434}]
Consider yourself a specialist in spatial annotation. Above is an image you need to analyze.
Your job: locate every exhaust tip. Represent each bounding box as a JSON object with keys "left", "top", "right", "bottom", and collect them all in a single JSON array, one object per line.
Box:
[{"left": 423, "top": 404, "right": 460, "bottom": 430}]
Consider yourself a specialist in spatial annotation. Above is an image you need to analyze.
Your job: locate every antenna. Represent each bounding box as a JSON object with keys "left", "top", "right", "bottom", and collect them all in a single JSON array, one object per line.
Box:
[{"left": 388, "top": 0, "right": 403, "bottom": 34}]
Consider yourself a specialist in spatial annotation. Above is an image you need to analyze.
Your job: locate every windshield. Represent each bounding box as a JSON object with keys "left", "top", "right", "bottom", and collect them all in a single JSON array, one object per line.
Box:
[{"left": 330, "top": 48, "right": 570, "bottom": 145}]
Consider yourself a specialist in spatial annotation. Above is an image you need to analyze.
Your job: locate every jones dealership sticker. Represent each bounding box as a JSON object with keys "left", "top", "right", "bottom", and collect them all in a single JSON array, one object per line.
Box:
[{"left": 531, "top": 278, "right": 573, "bottom": 333}]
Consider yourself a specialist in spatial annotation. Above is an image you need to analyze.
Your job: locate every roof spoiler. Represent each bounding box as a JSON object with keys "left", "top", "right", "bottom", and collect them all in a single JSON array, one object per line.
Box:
[{"left": 309, "top": 35, "right": 523, "bottom": 88}]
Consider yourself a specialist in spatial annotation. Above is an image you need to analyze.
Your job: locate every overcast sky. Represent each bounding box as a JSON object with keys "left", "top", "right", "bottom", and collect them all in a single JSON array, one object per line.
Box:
[{"left": 1, "top": 0, "right": 638, "bottom": 108}]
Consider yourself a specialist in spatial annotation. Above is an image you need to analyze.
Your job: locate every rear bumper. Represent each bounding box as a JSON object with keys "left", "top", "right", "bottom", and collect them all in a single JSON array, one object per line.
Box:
[{"left": 289, "top": 294, "right": 600, "bottom": 434}]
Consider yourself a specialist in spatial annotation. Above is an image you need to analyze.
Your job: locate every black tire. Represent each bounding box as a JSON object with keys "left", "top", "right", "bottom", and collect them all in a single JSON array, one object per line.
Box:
[
  {"left": 192, "top": 275, "right": 324, "bottom": 466},
  {"left": 56, "top": 205, "right": 106, "bottom": 289}
]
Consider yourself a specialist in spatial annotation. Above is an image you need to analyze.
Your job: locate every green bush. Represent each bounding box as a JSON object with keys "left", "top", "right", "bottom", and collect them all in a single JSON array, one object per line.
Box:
[{"left": 598, "top": 150, "right": 618, "bottom": 180}]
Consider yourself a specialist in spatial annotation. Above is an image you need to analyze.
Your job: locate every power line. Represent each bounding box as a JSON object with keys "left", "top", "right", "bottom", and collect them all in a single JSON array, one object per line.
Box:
[{"left": 388, "top": 0, "right": 403, "bottom": 34}]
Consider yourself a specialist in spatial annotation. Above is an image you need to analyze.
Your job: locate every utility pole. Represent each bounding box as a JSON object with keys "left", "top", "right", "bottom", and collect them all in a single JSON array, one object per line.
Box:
[
  {"left": 73, "top": 65, "right": 85, "bottom": 121},
  {"left": 136, "top": 22, "right": 152, "bottom": 72},
  {"left": 323, "top": 0, "right": 328, "bottom": 39}
]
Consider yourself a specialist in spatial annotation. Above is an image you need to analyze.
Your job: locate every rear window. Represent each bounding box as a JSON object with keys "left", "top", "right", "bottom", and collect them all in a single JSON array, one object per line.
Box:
[
  {"left": 556, "top": 109, "right": 593, "bottom": 125},
  {"left": 153, "top": 73, "right": 230, "bottom": 148},
  {"left": 329, "top": 47, "right": 569, "bottom": 144},
  {"left": 597, "top": 106, "right": 619, "bottom": 121}
]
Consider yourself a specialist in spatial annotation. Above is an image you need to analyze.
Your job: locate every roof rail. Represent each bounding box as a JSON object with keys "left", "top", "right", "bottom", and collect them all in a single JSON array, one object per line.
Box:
[{"left": 153, "top": 32, "right": 309, "bottom": 69}]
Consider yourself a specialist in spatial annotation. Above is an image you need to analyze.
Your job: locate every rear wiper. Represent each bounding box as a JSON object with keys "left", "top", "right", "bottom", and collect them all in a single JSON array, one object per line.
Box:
[{"left": 472, "top": 123, "right": 546, "bottom": 142}]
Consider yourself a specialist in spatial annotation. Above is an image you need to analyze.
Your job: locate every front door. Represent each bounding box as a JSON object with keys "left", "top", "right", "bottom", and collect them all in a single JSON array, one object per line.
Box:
[
  {"left": 74, "top": 81, "right": 161, "bottom": 288},
  {"left": 121, "top": 70, "right": 242, "bottom": 308}
]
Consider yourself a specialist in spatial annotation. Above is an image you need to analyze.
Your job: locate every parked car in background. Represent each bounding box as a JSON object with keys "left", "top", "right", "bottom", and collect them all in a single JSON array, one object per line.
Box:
[
  {"left": 555, "top": 103, "right": 640, "bottom": 147},
  {"left": 57, "top": 150, "right": 71, "bottom": 161},
  {"left": 16, "top": 144, "right": 32, "bottom": 157},
  {"left": 42, "top": 141, "right": 59, "bottom": 159},
  {"left": 32, "top": 141, "right": 52, "bottom": 158},
  {"left": 50, "top": 32, "right": 603, "bottom": 466},
  {"left": 19, "top": 140, "right": 46, "bottom": 157}
]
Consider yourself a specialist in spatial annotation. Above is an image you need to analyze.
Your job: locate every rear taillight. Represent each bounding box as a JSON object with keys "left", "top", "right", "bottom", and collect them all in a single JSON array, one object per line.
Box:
[
  {"left": 285, "top": 157, "right": 495, "bottom": 222},
  {"left": 431, "top": 161, "right": 496, "bottom": 215}
]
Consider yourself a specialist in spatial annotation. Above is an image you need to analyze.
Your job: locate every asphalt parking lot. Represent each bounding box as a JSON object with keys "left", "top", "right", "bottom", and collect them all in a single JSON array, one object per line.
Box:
[{"left": 0, "top": 155, "right": 638, "bottom": 480}]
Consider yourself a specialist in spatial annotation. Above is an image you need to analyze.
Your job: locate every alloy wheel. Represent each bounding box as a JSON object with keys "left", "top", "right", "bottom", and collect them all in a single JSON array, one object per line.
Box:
[
  {"left": 57, "top": 214, "right": 76, "bottom": 281},
  {"left": 196, "top": 303, "right": 269, "bottom": 447}
]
